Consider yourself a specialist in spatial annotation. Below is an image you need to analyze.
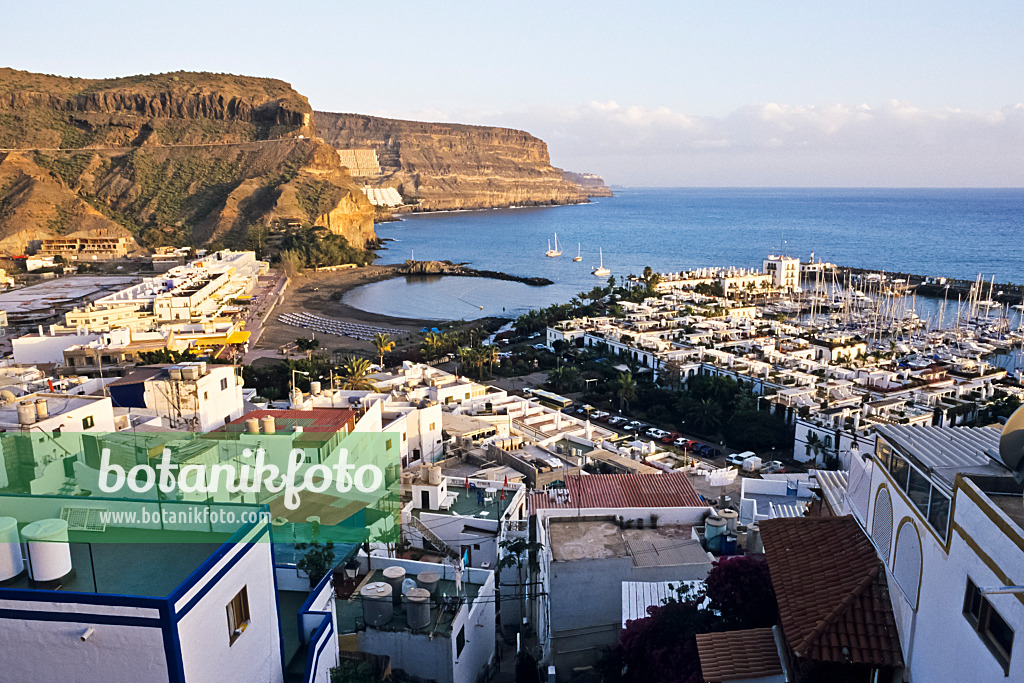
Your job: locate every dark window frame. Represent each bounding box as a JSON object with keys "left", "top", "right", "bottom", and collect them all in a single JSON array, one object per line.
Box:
[{"left": 963, "top": 578, "right": 1013, "bottom": 675}]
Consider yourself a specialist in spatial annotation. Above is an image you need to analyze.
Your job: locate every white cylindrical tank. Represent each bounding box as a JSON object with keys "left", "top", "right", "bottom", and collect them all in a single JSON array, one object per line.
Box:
[
  {"left": 382, "top": 566, "right": 406, "bottom": 607},
  {"left": 310, "top": 381, "right": 321, "bottom": 396},
  {"left": 417, "top": 570, "right": 440, "bottom": 597},
  {"left": 360, "top": 582, "right": 393, "bottom": 627},
  {"left": 719, "top": 509, "right": 739, "bottom": 534},
  {"left": 246, "top": 417, "right": 260, "bottom": 434},
  {"left": 17, "top": 402, "right": 36, "bottom": 426},
  {"left": 746, "top": 522, "right": 763, "bottom": 554},
  {"left": 428, "top": 465, "right": 442, "bottom": 486},
  {"left": 21, "top": 519, "right": 72, "bottom": 583},
  {"left": 0, "top": 517, "right": 25, "bottom": 582},
  {"left": 261, "top": 416, "right": 276, "bottom": 435},
  {"left": 34, "top": 399, "right": 49, "bottom": 420},
  {"left": 405, "top": 587, "right": 432, "bottom": 630}
]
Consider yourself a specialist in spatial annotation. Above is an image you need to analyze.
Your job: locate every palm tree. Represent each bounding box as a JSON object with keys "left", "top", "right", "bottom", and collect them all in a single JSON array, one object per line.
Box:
[
  {"left": 692, "top": 398, "right": 723, "bottom": 434},
  {"left": 483, "top": 344, "right": 499, "bottom": 374},
  {"left": 422, "top": 332, "right": 444, "bottom": 360},
  {"left": 614, "top": 371, "right": 637, "bottom": 411},
  {"left": 805, "top": 432, "right": 825, "bottom": 464},
  {"left": 548, "top": 365, "right": 580, "bottom": 393},
  {"left": 371, "top": 333, "right": 395, "bottom": 369},
  {"left": 338, "top": 356, "right": 377, "bottom": 391}
]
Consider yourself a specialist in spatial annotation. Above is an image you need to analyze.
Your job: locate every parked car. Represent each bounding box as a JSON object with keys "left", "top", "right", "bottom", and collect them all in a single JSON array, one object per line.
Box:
[
  {"left": 607, "top": 416, "right": 627, "bottom": 426},
  {"left": 624, "top": 421, "right": 645, "bottom": 432},
  {"left": 591, "top": 411, "right": 610, "bottom": 422},
  {"left": 661, "top": 432, "right": 682, "bottom": 444},
  {"left": 764, "top": 460, "right": 787, "bottom": 473},
  {"left": 646, "top": 428, "right": 670, "bottom": 439},
  {"left": 705, "top": 448, "right": 722, "bottom": 458},
  {"left": 672, "top": 437, "right": 690, "bottom": 447},
  {"left": 726, "top": 453, "right": 747, "bottom": 467}
]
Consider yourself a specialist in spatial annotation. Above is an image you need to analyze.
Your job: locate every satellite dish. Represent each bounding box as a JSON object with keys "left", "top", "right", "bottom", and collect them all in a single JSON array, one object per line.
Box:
[{"left": 997, "top": 405, "right": 1024, "bottom": 477}]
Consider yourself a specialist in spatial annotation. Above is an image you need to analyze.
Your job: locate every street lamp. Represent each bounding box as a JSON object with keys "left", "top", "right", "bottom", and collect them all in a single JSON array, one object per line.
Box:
[{"left": 291, "top": 369, "right": 309, "bottom": 392}]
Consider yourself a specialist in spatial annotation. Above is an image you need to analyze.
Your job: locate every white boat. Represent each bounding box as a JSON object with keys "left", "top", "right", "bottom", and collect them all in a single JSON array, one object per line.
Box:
[
  {"left": 592, "top": 248, "right": 610, "bottom": 277},
  {"left": 545, "top": 233, "right": 562, "bottom": 257},
  {"left": 573, "top": 243, "right": 582, "bottom": 262}
]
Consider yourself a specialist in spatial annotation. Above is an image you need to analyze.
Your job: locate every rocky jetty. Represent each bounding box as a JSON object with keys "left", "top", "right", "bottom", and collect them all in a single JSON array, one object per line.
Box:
[{"left": 398, "top": 260, "right": 553, "bottom": 286}]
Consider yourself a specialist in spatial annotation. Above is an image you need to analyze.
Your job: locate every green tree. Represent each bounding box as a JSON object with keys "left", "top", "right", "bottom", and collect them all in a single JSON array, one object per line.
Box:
[
  {"left": 278, "top": 249, "right": 305, "bottom": 277},
  {"left": 371, "top": 333, "right": 395, "bottom": 369},
  {"left": 338, "top": 356, "right": 377, "bottom": 391},
  {"left": 295, "top": 542, "right": 335, "bottom": 588},
  {"left": 615, "top": 371, "right": 638, "bottom": 412}
]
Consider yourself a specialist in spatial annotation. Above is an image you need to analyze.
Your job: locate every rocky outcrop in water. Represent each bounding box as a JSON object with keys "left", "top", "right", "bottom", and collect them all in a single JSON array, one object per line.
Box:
[
  {"left": 315, "top": 112, "right": 591, "bottom": 211},
  {"left": 398, "top": 260, "right": 552, "bottom": 286}
]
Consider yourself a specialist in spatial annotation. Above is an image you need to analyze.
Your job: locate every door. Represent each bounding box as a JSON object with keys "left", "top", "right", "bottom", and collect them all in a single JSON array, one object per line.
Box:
[{"left": 421, "top": 491, "right": 430, "bottom": 509}]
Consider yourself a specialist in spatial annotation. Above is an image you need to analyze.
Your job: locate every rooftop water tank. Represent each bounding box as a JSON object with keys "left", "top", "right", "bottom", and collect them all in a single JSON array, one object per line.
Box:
[
  {"left": 705, "top": 516, "right": 726, "bottom": 554},
  {"left": 417, "top": 571, "right": 440, "bottom": 596},
  {"left": 382, "top": 566, "right": 406, "bottom": 607},
  {"left": 260, "top": 416, "right": 276, "bottom": 435},
  {"left": 310, "top": 381, "right": 321, "bottom": 397},
  {"left": 405, "top": 587, "right": 432, "bottom": 630},
  {"left": 428, "top": 465, "right": 442, "bottom": 486},
  {"left": 22, "top": 518, "right": 72, "bottom": 583},
  {"left": 246, "top": 417, "right": 260, "bottom": 434},
  {"left": 16, "top": 402, "right": 36, "bottom": 426},
  {"left": 719, "top": 509, "right": 739, "bottom": 534},
  {"left": 722, "top": 534, "right": 738, "bottom": 555},
  {"left": 0, "top": 517, "right": 25, "bottom": 582},
  {"left": 746, "top": 522, "right": 763, "bottom": 554},
  {"left": 34, "top": 399, "right": 49, "bottom": 420},
  {"left": 360, "top": 582, "right": 393, "bottom": 627}
]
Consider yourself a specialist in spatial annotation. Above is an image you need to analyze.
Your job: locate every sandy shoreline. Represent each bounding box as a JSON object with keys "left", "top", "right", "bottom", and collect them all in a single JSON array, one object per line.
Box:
[{"left": 252, "top": 264, "right": 513, "bottom": 358}]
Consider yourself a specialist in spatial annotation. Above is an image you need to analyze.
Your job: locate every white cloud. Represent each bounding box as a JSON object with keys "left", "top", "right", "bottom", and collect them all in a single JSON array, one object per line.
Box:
[{"left": 372, "top": 100, "right": 1024, "bottom": 187}]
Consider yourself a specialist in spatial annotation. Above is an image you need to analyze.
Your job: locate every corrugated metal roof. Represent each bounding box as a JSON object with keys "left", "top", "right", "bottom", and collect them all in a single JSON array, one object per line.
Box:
[
  {"left": 876, "top": 424, "right": 1006, "bottom": 487},
  {"left": 621, "top": 580, "right": 701, "bottom": 627},
  {"left": 809, "top": 469, "right": 849, "bottom": 514},
  {"left": 625, "top": 536, "right": 710, "bottom": 568},
  {"left": 530, "top": 472, "right": 705, "bottom": 513}
]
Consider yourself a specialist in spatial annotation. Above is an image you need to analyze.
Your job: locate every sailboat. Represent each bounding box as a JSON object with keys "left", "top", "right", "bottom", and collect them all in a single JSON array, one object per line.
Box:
[
  {"left": 545, "top": 232, "right": 562, "bottom": 257},
  {"left": 573, "top": 243, "right": 582, "bottom": 262},
  {"left": 592, "top": 248, "right": 610, "bottom": 277}
]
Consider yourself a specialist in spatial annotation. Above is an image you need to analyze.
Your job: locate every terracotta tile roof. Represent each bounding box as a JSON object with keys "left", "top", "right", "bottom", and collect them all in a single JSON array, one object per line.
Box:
[
  {"left": 759, "top": 516, "right": 903, "bottom": 668},
  {"left": 226, "top": 408, "right": 357, "bottom": 432},
  {"left": 696, "top": 627, "right": 783, "bottom": 682},
  {"left": 529, "top": 472, "right": 705, "bottom": 513}
]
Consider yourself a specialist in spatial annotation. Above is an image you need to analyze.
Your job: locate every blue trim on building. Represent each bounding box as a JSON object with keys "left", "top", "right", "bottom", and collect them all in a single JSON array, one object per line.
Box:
[
  {"left": 0, "top": 607, "right": 162, "bottom": 627},
  {"left": 174, "top": 524, "right": 270, "bottom": 617},
  {"left": 296, "top": 568, "right": 335, "bottom": 644},
  {"left": 269, "top": 525, "right": 287, "bottom": 680},
  {"left": 303, "top": 615, "right": 335, "bottom": 683},
  {"left": 0, "top": 587, "right": 164, "bottom": 606}
]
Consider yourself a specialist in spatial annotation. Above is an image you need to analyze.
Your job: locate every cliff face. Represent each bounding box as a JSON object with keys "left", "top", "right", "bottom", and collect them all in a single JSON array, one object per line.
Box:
[
  {"left": 562, "top": 171, "right": 613, "bottom": 198},
  {"left": 0, "top": 69, "right": 374, "bottom": 254},
  {"left": 315, "top": 112, "right": 590, "bottom": 211}
]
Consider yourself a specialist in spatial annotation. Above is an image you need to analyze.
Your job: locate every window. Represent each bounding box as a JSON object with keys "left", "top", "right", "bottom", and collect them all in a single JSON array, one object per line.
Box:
[
  {"left": 203, "top": 391, "right": 209, "bottom": 400},
  {"left": 963, "top": 578, "right": 1014, "bottom": 673},
  {"left": 82, "top": 416, "right": 95, "bottom": 429},
  {"left": 220, "top": 377, "right": 228, "bottom": 391},
  {"left": 52, "top": 427, "right": 61, "bottom": 436},
  {"left": 456, "top": 625, "right": 465, "bottom": 657},
  {"left": 227, "top": 586, "right": 251, "bottom": 644},
  {"left": 402, "top": 432, "right": 407, "bottom": 442},
  {"left": 428, "top": 422, "right": 435, "bottom": 431},
  {"left": 385, "top": 438, "right": 393, "bottom": 450}
]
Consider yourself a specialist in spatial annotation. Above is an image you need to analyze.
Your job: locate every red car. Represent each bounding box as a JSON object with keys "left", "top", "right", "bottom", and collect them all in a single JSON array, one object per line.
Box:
[{"left": 660, "top": 432, "right": 682, "bottom": 444}]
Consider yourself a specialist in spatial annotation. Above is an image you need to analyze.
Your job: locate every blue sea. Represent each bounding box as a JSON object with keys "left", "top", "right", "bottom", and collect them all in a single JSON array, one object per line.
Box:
[{"left": 343, "top": 188, "right": 1024, "bottom": 321}]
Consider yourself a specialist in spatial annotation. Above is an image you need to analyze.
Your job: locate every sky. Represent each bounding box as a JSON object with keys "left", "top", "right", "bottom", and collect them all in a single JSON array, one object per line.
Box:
[{"left": 3, "top": 0, "right": 1023, "bottom": 186}]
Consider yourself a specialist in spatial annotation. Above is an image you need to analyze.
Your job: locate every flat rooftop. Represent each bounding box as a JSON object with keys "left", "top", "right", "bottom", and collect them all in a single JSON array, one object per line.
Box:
[
  {"left": 414, "top": 482, "right": 516, "bottom": 520},
  {"left": 0, "top": 393, "right": 108, "bottom": 429},
  {"left": 548, "top": 520, "right": 708, "bottom": 566},
  {"left": 0, "top": 277, "right": 139, "bottom": 315},
  {"left": 335, "top": 567, "right": 483, "bottom": 636},
  {"left": 1, "top": 528, "right": 224, "bottom": 598}
]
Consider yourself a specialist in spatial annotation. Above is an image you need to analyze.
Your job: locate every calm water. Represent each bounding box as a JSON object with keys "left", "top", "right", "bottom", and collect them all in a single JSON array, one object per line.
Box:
[{"left": 348, "top": 188, "right": 1024, "bottom": 320}]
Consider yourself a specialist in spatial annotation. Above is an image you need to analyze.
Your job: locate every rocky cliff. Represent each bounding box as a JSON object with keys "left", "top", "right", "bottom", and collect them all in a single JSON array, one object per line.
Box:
[
  {"left": 315, "top": 112, "right": 591, "bottom": 211},
  {"left": 0, "top": 69, "right": 374, "bottom": 254},
  {"left": 562, "top": 171, "right": 613, "bottom": 198}
]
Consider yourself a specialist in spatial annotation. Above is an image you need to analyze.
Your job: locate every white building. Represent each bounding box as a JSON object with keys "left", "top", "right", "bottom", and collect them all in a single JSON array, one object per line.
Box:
[
  {"left": 845, "top": 422, "right": 1024, "bottom": 681},
  {"left": 763, "top": 255, "right": 801, "bottom": 292},
  {"left": 0, "top": 516, "right": 295, "bottom": 683},
  {"left": 106, "top": 362, "right": 244, "bottom": 431}
]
